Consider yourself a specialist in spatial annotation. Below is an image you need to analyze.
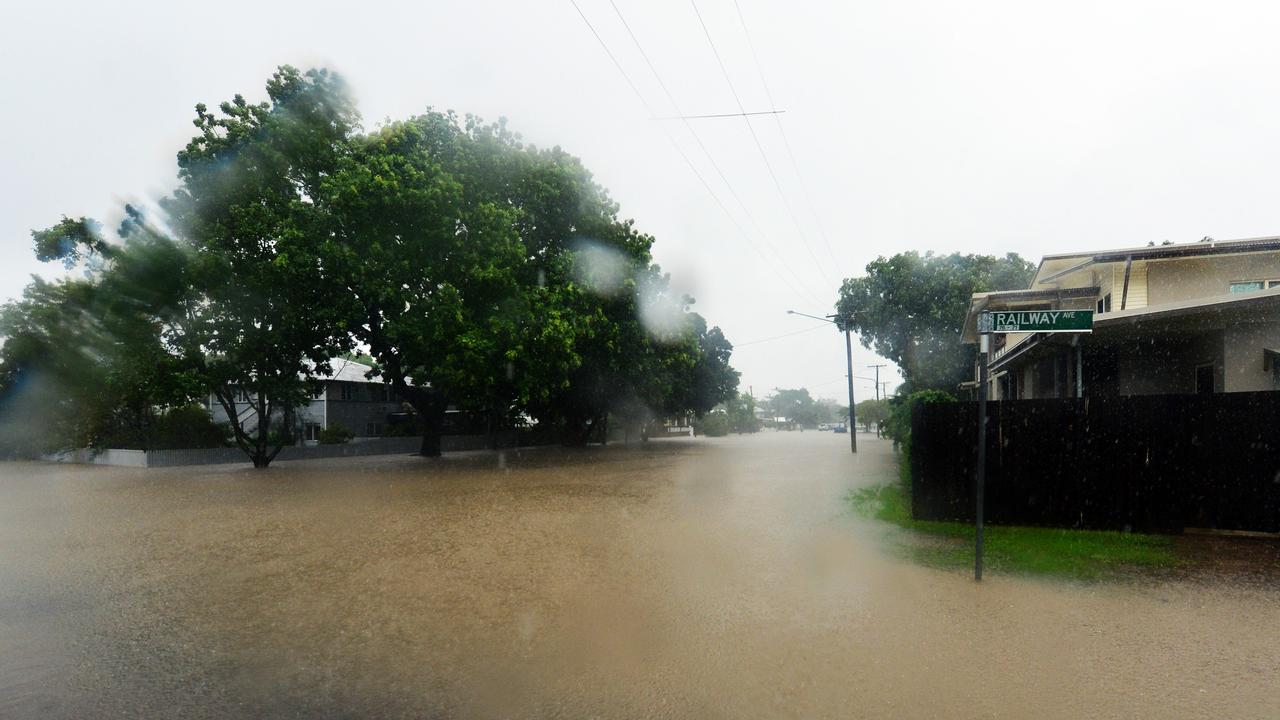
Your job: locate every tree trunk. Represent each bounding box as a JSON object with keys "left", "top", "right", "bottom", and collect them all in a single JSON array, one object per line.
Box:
[{"left": 416, "top": 391, "right": 444, "bottom": 457}]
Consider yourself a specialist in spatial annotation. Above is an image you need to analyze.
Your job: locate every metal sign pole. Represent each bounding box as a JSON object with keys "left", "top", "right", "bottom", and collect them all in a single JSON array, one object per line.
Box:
[
  {"left": 969, "top": 309, "right": 1091, "bottom": 581},
  {"left": 975, "top": 331, "right": 989, "bottom": 582}
]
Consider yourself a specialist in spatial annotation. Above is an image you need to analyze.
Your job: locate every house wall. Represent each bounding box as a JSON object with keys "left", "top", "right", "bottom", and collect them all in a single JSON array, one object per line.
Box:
[
  {"left": 208, "top": 395, "right": 325, "bottom": 435},
  {"left": 325, "top": 381, "right": 404, "bottom": 437},
  {"left": 1223, "top": 320, "right": 1280, "bottom": 392},
  {"left": 1123, "top": 264, "right": 1148, "bottom": 309},
  {"left": 1146, "top": 252, "right": 1280, "bottom": 305},
  {"left": 1085, "top": 264, "right": 1151, "bottom": 313},
  {"left": 209, "top": 381, "right": 401, "bottom": 438},
  {"left": 1116, "top": 330, "right": 1223, "bottom": 395}
]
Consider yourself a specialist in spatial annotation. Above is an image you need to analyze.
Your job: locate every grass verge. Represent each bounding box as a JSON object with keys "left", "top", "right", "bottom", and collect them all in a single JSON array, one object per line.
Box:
[{"left": 849, "top": 466, "right": 1179, "bottom": 580}]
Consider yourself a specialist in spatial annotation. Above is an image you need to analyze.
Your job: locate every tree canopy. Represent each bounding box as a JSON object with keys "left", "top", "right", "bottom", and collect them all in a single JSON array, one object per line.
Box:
[
  {"left": 835, "top": 251, "right": 1035, "bottom": 392},
  {"left": 0, "top": 66, "right": 740, "bottom": 465},
  {"left": 763, "top": 388, "right": 823, "bottom": 428}
]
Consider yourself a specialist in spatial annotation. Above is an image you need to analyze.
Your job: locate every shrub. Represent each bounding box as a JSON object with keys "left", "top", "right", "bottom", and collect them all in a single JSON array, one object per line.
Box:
[
  {"left": 318, "top": 422, "right": 354, "bottom": 445},
  {"left": 884, "top": 389, "right": 955, "bottom": 452},
  {"left": 149, "top": 405, "right": 232, "bottom": 449},
  {"left": 697, "top": 411, "right": 730, "bottom": 437}
]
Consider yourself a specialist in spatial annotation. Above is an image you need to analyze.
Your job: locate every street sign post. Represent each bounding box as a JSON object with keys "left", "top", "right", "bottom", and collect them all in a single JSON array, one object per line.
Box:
[
  {"left": 977, "top": 309, "right": 1093, "bottom": 334},
  {"left": 972, "top": 309, "right": 1093, "bottom": 582}
]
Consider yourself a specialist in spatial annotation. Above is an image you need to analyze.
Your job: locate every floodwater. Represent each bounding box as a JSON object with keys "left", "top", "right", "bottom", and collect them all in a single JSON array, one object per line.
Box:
[{"left": 0, "top": 433, "right": 1276, "bottom": 719}]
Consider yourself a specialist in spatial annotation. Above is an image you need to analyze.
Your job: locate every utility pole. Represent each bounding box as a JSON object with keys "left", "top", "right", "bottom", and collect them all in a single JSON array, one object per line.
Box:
[
  {"left": 867, "top": 364, "right": 887, "bottom": 401},
  {"left": 786, "top": 310, "right": 856, "bottom": 453},
  {"left": 844, "top": 323, "right": 857, "bottom": 453}
]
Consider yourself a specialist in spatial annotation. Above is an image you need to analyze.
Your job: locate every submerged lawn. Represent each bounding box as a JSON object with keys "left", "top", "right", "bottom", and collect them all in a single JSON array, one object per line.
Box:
[{"left": 849, "top": 473, "right": 1179, "bottom": 580}]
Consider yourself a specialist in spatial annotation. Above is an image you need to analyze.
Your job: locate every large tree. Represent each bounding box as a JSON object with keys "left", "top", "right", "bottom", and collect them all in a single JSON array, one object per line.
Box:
[
  {"left": 835, "top": 251, "right": 1035, "bottom": 392},
  {"left": 6, "top": 67, "right": 741, "bottom": 461},
  {"left": 317, "top": 113, "right": 590, "bottom": 453},
  {"left": 16, "top": 67, "right": 360, "bottom": 467},
  {"left": 326, "top": 110, "right": 737, "bottom": 448},
  {"left": 0, "top": 218, "right": 204, "bottom": 455}
]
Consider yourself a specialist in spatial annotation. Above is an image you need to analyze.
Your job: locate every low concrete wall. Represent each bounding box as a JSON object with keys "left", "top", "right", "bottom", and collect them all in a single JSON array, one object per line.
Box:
[
  {"left": 44, "top": 448, "right": 148, "bottom": 468},
  {"left": 45, "top": 434, "right": 555, "bottom": 468},
  {"left": 148, "top": 437, "right": 423, "bottom": 467}
]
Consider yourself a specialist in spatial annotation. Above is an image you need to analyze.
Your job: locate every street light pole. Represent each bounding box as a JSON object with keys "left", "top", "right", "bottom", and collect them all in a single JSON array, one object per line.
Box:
[{"left": 787, "top": 310, "right": 856, "bottom": 454}]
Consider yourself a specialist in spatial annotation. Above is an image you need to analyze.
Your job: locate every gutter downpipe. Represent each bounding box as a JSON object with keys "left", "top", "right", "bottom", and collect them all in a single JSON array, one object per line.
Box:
[{"left": 1120, "top": 255, "right": 1133, "bottom": 311}]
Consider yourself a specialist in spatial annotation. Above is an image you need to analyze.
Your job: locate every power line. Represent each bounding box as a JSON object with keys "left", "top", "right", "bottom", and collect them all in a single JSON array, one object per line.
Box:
[
  {"left": 651, "top": 109, "right": 786, "bottom": 120},
  {"left": 734, "top": 322, "right": 829, "bottom": 348},
  {"left": 605, "top": 0, "right": 824, "bottom": 307},
  {"left": 733, "top": 0, "right": 842, "bottom": 270},
  {"left": 567, "top": 0, "right": 824, "bottom": 309},
  {"left": 689, "top": 0, "right": 833, "bottom": 290}
]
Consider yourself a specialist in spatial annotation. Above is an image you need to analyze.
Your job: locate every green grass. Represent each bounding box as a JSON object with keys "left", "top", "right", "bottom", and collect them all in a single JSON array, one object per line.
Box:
[{"left": 849, "top": 466, "right": 1180, "bottom": 580}]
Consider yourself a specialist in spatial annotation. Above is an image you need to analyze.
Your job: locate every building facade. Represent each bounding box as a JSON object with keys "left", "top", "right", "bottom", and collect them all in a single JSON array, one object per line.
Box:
[
  {"left": 962, "top": 237, "right": 1280, "bottom": 399},
  {"left": 208, "top": 359, "right": 408, "bottom": 443}
]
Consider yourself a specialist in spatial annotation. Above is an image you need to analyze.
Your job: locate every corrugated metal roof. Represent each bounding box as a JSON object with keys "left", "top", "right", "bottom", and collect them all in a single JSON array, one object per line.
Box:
[
  {"left": 327, "top": 358, "right": 380, "bottom": 384},
  {"left": 1032, "top": 236, "right": 1280, "bottom": 287},
  {"left": 324, "top": 358, "right": 419, "bottom": 386}
]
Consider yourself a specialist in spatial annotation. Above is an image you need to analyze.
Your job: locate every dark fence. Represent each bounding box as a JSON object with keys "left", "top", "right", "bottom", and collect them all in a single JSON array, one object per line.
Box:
[{"left": 911, "top": 392, "right": 1280, "bottom": 533}]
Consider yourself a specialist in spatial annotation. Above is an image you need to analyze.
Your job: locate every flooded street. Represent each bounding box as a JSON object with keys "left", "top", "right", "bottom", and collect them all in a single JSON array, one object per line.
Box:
[{"left": 1, "top": 432, "right": 1277, "bottom": 718}]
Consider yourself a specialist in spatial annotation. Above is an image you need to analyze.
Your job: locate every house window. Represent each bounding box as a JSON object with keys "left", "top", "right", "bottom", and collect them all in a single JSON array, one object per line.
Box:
[
  {"left": 371, "top": 385, "right": 389, "bottom": 402},
  {"left": 1096, "top": 293, "right": 1112, "bottom": 314},
  {"left": 1270, "top": 280, "right": 1280, "bottom": 289},
  {"left": 304, "top": 423, "right": 321, "bottom": 441},
  {"left": 365, "top": 422, "right": 383, "bottom": 436},
  {"left": 1230, "top": 281, "right": 1265, "bottom": 293},
  {"left": 340, "top": 384, "right": 355, "bottom": 401},
  {"left": 1195, "top": 364, "right": 1215, "bottom": 395}
]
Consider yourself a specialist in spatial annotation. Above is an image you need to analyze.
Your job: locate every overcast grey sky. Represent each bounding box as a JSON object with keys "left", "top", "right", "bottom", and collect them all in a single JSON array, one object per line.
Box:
[{"left": 6, "top": 0, "right": 1280, "bottom": 400}]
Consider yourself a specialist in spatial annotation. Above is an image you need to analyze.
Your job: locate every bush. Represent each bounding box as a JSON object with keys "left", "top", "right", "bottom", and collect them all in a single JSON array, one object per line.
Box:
[
  {"left": 318, "top": 422, "right": 354, "bottom": 445},
  {"left": 697, "top": 411, "right": 730, "bottom": 437},
  {"left": 884, "top": 389, "right": 955, "bottom": 451},
  {"left": 148, "top": 405, "right": 232, "bottom": 449}
]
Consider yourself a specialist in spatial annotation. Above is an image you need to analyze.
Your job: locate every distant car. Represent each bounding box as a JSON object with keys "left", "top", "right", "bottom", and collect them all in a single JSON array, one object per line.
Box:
[
  {"left": 832, "top": 423, "right": 848, "bottom": 433},
  {"left": 818, "top": 423, "right": 831, "bottom": 431}
]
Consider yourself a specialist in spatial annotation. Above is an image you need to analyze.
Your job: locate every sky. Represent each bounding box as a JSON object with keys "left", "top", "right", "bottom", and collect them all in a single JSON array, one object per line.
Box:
[{"left": 6, "top": 0, "right": 1280, "bottom": 402}]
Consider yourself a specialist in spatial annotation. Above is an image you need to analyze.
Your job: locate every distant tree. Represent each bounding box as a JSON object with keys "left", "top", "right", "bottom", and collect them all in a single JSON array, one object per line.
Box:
[
  {"left": 854, "top": 398, "right": 890, "bottom": 432},
  {"left": 766, "top": 388, "right": 822, "bottom": 428},
  {"left": 724, "top": 391, "right": 760, "bottom": 434},
  {"left": 835, "top": 251, "right": 1035, "bottom": 392},
  {"left": 667, "top": 312, "right": 740, "bottom": 417}
]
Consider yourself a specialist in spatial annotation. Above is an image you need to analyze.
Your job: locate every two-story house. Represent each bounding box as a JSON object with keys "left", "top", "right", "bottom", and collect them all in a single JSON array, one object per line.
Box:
[
  {"left": 208, "top": 358, "right": 409, "bottom": 443},
  {"left": 961, "top": 236, "right": 1280, "bottom": 399}
]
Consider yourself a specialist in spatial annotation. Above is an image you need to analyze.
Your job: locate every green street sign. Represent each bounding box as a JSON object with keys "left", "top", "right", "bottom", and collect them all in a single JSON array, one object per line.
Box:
[{"left": 978, "top": 309, "right": 1093, "bottom": 334}]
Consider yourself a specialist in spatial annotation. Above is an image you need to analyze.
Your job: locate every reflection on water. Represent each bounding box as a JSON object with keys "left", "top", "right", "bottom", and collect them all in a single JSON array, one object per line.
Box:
[{"left": 0, "top": 434, "right": 1276, "bottom": 718}]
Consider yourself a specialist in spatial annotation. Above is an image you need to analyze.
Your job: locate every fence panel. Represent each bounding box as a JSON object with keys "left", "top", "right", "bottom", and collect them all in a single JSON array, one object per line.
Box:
[{"left": 912, "top": 392, "right": 1280, "bottom": 533}]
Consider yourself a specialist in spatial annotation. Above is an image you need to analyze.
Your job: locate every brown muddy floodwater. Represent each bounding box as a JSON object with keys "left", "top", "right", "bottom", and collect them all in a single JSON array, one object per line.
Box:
[{"left": 1, "top": 432, "right": 1277, "bottom": 718}]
